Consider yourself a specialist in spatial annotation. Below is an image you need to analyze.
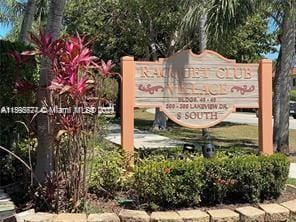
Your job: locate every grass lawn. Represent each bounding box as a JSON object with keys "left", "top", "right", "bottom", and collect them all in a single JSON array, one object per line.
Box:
[
  {"left": 287, "top": 178, "right": 296, "bottom": 185},
  {"left": 133, "top": 109, "right": 296, "bottom": 153}
]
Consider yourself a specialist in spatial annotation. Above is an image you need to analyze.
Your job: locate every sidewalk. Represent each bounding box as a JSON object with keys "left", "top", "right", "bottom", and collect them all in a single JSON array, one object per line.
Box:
[{"left": 105, "top": 124, "right": 185, "bottom": 149}]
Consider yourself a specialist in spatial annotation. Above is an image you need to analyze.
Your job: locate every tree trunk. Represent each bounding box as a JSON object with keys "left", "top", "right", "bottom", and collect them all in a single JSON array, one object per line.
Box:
[
  {"left": 19, "top": 0, "right": 37, "bottom": 43},
  {"left": 273, "top": 4, "right": 295, "bottom": 153},
  {"left": 198, "top": 12, "right": 207, "bottom": 52},
  {"left": 35, "top": 0, "right": 66, "bottom": 181},
  {"left": 148, "top": 20, "right": 168, "bottom": 131},
  {"left": 273, "top": 50, "right": 282, "bottom": 151},
  {"left": 44, "top": 0, "right": 66, "bottom": 39},
  {"left": 152, "top": 61, "right": 167, "bottom": 130},
  {"left": 198, "top": 12, "right": 210, "bottom": 139},
  {"left": 153, "top": 107, "right": 167, "bottom": 130},
  {"left": 115, "top": 75, "right": 121, "bottom": 119}
]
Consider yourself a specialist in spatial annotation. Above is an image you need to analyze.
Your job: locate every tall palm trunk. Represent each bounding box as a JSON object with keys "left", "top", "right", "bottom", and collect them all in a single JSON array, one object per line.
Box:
[
  {"left": 151, "top": 41, "right": 164, "bottom": 131},
  {"left": 198, "top": 13, "right": 207, "bottom": 52},
  {"left": 198, "top": 12, "right": 210, "bottom": 139},
  {"left": 150, "top": 20, "right": 168, "bottom": 131},
  {"left": 19, "top": 0, "right": 37, "bottom": 43},
  {"left": 273, "top": 4, "right": 295, "bottom": 153},
  {"left": 35, "top": 0, "right": 66, "bottom": 181},
  {"left": 153, "top": 31, "right": 180, "bottom": 130}
]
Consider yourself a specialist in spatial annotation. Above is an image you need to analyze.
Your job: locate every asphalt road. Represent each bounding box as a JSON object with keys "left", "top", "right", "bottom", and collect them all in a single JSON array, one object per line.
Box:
[
  {"left": 146, "top": 109, "right": 296, "bottom": 129},
  {"left": 224, "top": 112, "right": 296, "bottom": 129}
]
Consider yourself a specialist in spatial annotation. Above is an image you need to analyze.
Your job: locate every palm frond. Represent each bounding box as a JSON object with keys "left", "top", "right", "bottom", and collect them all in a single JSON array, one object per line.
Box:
[
  {"left": 207, "top": 0, "right": 258, "bottom": 37},
  {"left": 0, "top": 0, "right": 25, "bottom": 25}
]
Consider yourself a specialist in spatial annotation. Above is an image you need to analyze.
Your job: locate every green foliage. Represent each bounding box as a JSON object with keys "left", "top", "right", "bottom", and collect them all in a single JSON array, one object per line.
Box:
[
  {"left": 89, "top": 146, "right": 128, "bottom": 196},
  {"left": 64, "top": 0, "right": 277, "bottom": 66},
  {"left": 0, "top": 0, "right": 24, "bottom": 25},
  {"left": 64, "top": 0, "right": 185, "bottom": 62},
  {"left": 201, "top": 155, "right": 235, "bottom": 204},
  {"left": 291, "top": 90, "right": 296, "bottom": 101},
  {"left": 133, "top": 153, "right": 289, "bottom": 209},
  {"left": 134, "top": 157, "right": 204, "bottom": 210},
  {"left": 137, "top": 147, "right": 184, "bottom": 160},
  {"left": 209, "top": 12, "right": 277, "bottom": 63},
  {"left": 0, "top": 40, "right": 37, "bottom": 148},
  {"left": 138, "top": 146, "right": 256, "bottom": 161},
  {"left": 201, "top": 154, "right": 289, "bottom": 204},
  {"left": 96, "top": 76, "right": 118, "bottom": 103},
  {"left": 0, "top": 138, "right": 36, "bottom": 186},
  {"left": 259, "top": 154, "right": 290, "bottom": 199}
]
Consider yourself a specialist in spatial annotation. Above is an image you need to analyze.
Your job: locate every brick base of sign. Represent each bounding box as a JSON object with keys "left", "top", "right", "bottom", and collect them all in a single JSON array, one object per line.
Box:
[{"left": 10, "top": 200, "right": 296, "bottom": 222}]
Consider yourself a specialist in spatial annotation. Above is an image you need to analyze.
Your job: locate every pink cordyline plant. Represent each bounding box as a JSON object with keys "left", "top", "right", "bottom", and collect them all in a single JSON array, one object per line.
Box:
[
  {"left": 20, "top": 31, "right": 114, "bottom": 99},
  {"left": 96, "top": 59, "right": 115, "bottom": 78},
  {"left": 11, "top": 30, "right": 116, "bottom": 137},
  {"left": 13, "top": 30, "right": 115, "bottom": 133},
  {"left": 10, "top": 30, "right": 116, "bottom": 211}
]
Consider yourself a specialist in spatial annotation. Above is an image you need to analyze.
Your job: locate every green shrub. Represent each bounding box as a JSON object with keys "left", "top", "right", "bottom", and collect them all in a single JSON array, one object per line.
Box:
[
  {"left": 291, "top": 90, "right": 296, "bottom": 101},
  {"left": 260, "top": 154, "right": 290, "bottom": 199},
  {"left": 227, "top": 155, "right": 263, "bottom": 203},
  {"left": 137, "top": 146, "right": 256, "bottom": 161},
  {"left": 134, "top": 157, "right": 204, "bottom": 210},
  {"left": 133, "top": 153, "right": 289, "bottom": 209},
  {"left": 89, "top": 146, "right": 128, "bottom": 196},
  {"left": 137, "top": 147, "right": 184, "bottom": 160},
  {"left": 201, "top": 155, "right": 235, "bottom": 204}
]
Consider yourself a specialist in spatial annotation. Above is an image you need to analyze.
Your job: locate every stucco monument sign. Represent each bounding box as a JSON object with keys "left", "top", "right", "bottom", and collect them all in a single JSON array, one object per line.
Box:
[{"left": 121, "top": 50, "right": 273, "bottom": 157}]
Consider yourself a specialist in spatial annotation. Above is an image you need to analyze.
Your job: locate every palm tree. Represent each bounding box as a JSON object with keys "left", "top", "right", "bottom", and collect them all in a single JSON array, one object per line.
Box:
[
  {"left": 35, "top": 0, "right": 66, "bottom": 181},
  {"left": 272, "top": 0, "right": 295, "bottom": 153},
  {"left": 0, "top": 0, "right": 25, "bottom": 25},
  {"left": 19, "top": 0, "right": 37, "bottom": 43},
  {"left": 0, "top": 0, "right": 48, "bottom": 42},
  {"left": 181, "top": 0, "right": 295, "bottom": 153}
]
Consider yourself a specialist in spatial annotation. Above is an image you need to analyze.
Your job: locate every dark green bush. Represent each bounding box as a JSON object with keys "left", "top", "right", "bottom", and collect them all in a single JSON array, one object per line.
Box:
[
  {"left": 134, "top": 157, "right": 204, "bottom": 210},
  {"left": 133, "top": 153, "right": 289, "bottom": 209},
  {"left": 0, "top": 40, "right": 37, "bottom": 186},
  {"left": 201, "top": 155, "right": 235, "bottom": 204},
  {"left": 0, "top": 40, "right": 37, "bottom": 148},
  {"left": 259, "top": 154, "right": 290, "bottom": 199}
]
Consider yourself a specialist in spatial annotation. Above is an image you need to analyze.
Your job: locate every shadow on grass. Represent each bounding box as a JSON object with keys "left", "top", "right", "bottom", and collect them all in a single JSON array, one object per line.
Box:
[
  {"left": 213, "top": 121, "right": 249, "bottom": 128},
  {"left": 108, "top": 116, "right": 258, "bottom": 151},
  {"left": 134, "top": 118, "right": 153, "bottom": 130},
  {"left": 177, "top": 137, "right": 257, "bottom": 149}
]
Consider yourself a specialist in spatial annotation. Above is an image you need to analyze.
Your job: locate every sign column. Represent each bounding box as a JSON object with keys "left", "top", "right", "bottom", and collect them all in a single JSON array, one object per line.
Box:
[
  {"left": 120, "top": 56, "right": 135, "bottom": 159},
  {"left": 259, "top": 59, "right": 273, "bottom": 155}
]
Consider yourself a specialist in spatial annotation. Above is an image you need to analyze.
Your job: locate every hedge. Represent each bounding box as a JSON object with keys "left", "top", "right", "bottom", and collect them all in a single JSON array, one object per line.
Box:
[{"left": 133, "top": 153, "right": 289, "bottom": 210}]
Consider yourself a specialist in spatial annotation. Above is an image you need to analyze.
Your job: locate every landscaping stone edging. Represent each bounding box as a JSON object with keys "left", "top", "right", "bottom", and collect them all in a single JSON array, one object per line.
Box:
[{"left": 8, "top": 199, "right": 296, "bottom": 222}]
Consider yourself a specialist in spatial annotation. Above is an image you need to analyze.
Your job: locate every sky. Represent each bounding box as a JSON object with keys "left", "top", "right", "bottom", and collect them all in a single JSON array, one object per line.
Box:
[
  {"left": 0, "top": 24, "right": 12, "bottom": 39},
  {"left": 263, "top": 19, "right": 279, "bottom": 60},
  {"left": 0, "top": 15, "right": 279, "bottom": 60}
]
